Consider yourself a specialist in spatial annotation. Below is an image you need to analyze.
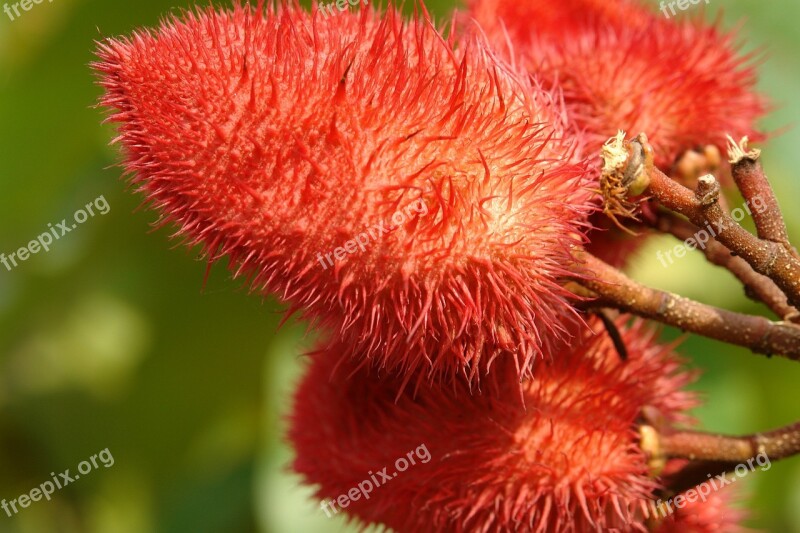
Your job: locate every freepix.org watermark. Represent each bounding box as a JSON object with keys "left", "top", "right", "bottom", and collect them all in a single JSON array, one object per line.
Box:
[
  {"left": 660, "top": 0, "right": 710, "bottom": 19},
  {"left": 656, "top": 194, "right": 766, "bottom": 268},
  {"left": 3, "top": 0, "right": 54, "bottom": 22},
  {"left": 318, "top": 0, "right": 367, "bottom": 18},
  {"left": 319, "top": 443, "right": 431, "bottom": 518},
  {"left": 2, "top": 448, "right": 114, "bottom": 518},
  {"left": 316, "top": 198, "right": 428, "bottom": 270},
  {"left": 0, "top": 195, "right": 110, "bottom": 273},
  {"left": 647, "top": 450, "right": 770, "bottom": 519}
]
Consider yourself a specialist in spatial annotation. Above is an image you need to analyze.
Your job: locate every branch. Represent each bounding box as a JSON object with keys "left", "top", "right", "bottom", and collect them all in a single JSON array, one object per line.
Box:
[
  {"left": 727, "top": 136, "right": 792, "bottom": 248},
  {"left": 660, "top": 422, "right": 800, "bottom": 462},
  {"left": 653, "top": 211, "right": 800, "bottom": 323},
  {"left": 652, "top": 168, "right": 800, "bottom": 309},
  {"left": 602, "top": 133, "right": 800, "bottom": 309},
  {"left": 571, "top": 251, "right": 800, "bottom": 361},
  {"left": 647, "top": 421, "right": 800, "bottom": 495}
]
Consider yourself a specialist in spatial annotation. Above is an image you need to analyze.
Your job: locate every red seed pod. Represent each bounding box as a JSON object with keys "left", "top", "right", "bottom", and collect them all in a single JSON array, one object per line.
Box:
[
  {"left": 531, "top": 20, "right": 766, "bottom": 171},
  {"left": 465, "top": 0, "right": 767, "bottom": 171},
  {"left": 290, "top": 317, "right": 698, "bottom": 532},
  {"left": 94, "top": 3, "right": 595, "bottom": 387}
]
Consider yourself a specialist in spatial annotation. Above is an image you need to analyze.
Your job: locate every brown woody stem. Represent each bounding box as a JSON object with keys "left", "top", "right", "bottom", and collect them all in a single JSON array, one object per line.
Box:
[
  {"left": 660, "top": 422, "right": 800, "bottom": 462},
  {"left": 641, "top": 421, "right": 800, "bottom": 496},
  {"left": 728, "top": 136, "right": 792, "bottom": 247},
  {"left": 648, "top": 167, "right": 800, "bottom": 308},
  {"left": 572, "top": 251, "right": 800, "bottom": 360},
  {"left": 654, "top": 211, "right": 800, "bottom": 323}
]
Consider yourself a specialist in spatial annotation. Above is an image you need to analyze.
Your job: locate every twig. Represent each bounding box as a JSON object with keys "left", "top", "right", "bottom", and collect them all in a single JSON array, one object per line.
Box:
[
  {"left": 571, "top": 251, "right": 800, "bottom": 361},
  {"left": 642, "top": 421, "right": 800, "bottom": 496},
  {"left": 727, "top": 136, "right": 793, "bottom": 248},
  {"left": 653, "top": 211, "right": 800, "bottom": 323},
  {"left": 595, "top": 308, "right": 628, "bottom": 361},
  {"left": 660, "top": 422, "right": 800, "bottom": 462},
  {"left": 605, "top": 134, "right": 800, "bottom": 309}
]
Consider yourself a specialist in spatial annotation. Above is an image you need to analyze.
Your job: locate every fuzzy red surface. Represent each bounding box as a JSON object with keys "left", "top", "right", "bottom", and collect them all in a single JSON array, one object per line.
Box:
[
  {"left": 465, "top": 0, "right": 767, "bottom": 171},
  {"left": 462, "top": 0, "right": 766, "bottom": 269},
  {"left": 290, "top": 317, "right": 698, "bottom": 532},
  {"left": 94, "top": 3, "right": 597, "bottom": 388}
]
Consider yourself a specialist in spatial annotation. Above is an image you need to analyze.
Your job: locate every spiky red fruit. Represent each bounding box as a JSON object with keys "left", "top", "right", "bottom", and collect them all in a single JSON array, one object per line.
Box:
[
  {"left": 289, "top": 317, "right": 697, "bottom": 532},
  {"left": 94, "top": 4, "right": 595, "bottom": 386},
  {"left": 466, "top": 0, "right": 766, "bottom": 171}
]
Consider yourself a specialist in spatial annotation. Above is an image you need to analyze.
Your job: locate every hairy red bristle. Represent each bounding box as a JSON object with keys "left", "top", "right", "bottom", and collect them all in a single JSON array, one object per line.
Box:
[
  {"left": 466, "top": 0, "right": 652, "bottom": 50},
  {"left": 290, "top": 317, "right": 698, "bottom": 532},
  {"left": 465, "top": 0, "right": 767, "bottom": 171},
  {"left": 462, "top": 0, "right": 766, "bottom": 268},
  {"left": 94, "top": 3, "right": 596, "bottom": 387},
  {"left": 529, "top": 19, "right": 766, "bottom": 170}
]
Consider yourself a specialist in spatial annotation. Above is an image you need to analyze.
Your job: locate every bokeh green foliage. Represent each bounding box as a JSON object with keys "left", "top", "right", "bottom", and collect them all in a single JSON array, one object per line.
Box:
[{"left": 0, "top": 0, "right": 798, "bottom": 531}]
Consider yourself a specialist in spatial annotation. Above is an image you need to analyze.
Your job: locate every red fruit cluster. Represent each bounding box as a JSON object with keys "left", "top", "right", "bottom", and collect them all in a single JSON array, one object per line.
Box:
[{"left": 94, "top": 0, "right": 764, "bottom": 531}]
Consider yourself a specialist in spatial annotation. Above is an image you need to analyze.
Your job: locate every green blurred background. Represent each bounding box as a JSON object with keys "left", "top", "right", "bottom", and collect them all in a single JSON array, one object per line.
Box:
[{"left": 0, "top": 0, "right": 798, "bottom": 531}]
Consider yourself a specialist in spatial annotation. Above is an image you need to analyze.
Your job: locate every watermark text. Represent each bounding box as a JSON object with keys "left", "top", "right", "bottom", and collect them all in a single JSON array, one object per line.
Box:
[
  {"left": 317, "top": 198, "right": 428, "bottom": 270},
  {"left": 0, "top": 195, "right": 110, "bottom": 273},
  {"left": 2, "top": 448, "right": 114, "bottom": 518},
  {"left": 656, "top": 194, "right": 765, "bottom": 268},
  {"left": 320, "top": 443, "right": 431, "bottom": 517}
]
